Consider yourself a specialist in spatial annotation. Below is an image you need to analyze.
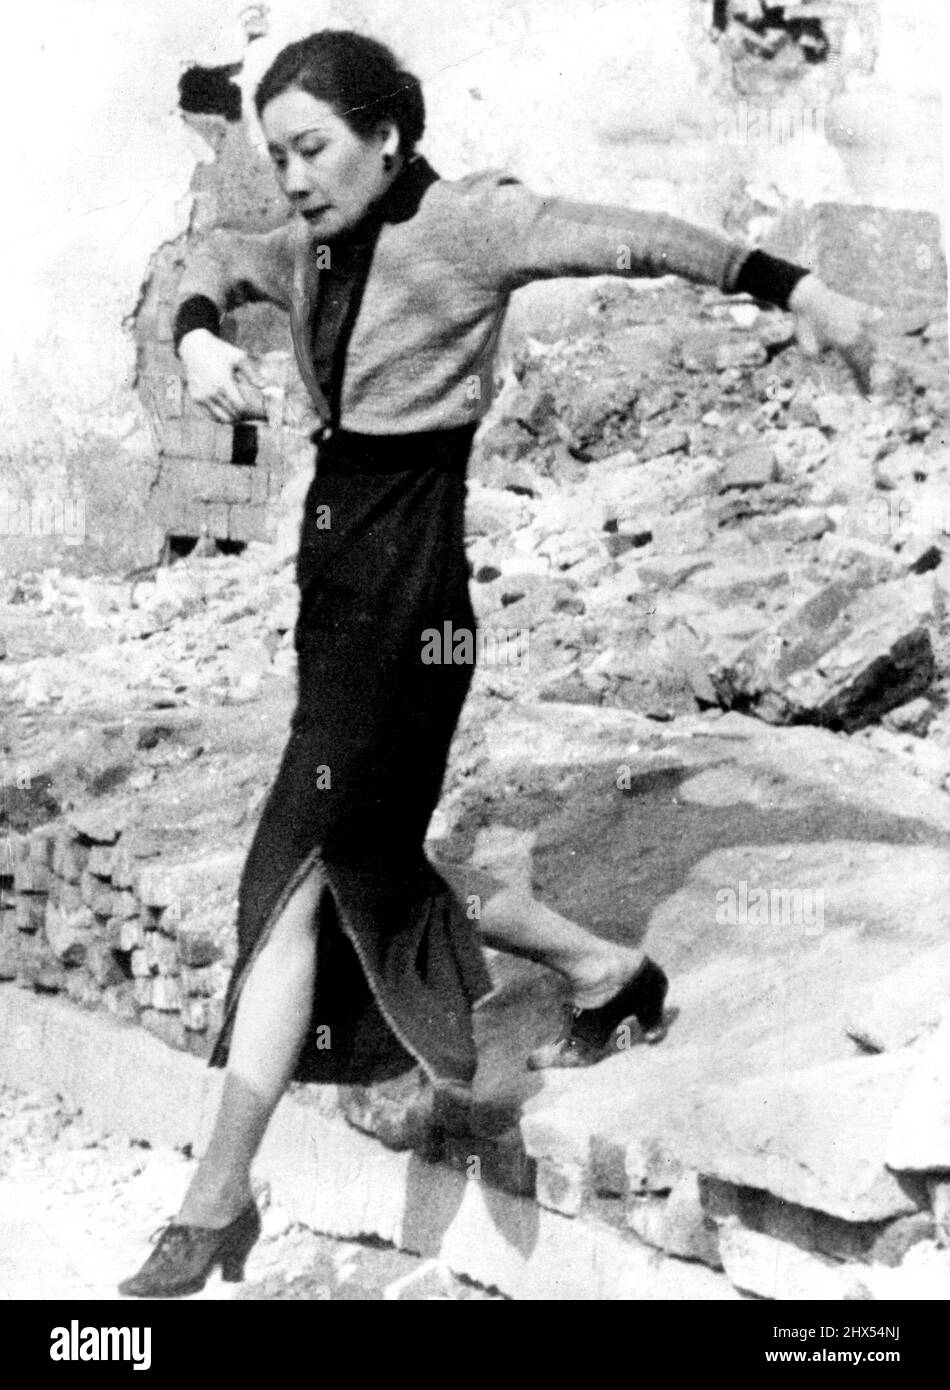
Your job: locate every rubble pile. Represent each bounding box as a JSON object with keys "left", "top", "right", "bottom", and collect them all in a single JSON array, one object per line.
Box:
[
  {"left": 1, "top": 273, "right": 948, "bottom": 1300},
  {"left": 1, "top": 280, "right": 949, "bottom": 1002}
]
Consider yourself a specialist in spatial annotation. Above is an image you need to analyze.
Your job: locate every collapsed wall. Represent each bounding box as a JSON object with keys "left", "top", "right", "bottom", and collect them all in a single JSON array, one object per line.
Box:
[{"left": 0, "top": 0, "right": 944, "bottom": 577}]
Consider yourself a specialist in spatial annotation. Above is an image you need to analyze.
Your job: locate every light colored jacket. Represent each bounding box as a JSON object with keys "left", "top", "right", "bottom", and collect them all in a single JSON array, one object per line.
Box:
[{"left": 176, "top": 157, "right": 753, "bottom": 435}]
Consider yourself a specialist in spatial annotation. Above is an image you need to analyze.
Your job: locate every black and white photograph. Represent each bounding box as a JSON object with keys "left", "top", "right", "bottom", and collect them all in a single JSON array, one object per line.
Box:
[{"left": 1, "top": 0, "right": 948, "bottom": 1335}]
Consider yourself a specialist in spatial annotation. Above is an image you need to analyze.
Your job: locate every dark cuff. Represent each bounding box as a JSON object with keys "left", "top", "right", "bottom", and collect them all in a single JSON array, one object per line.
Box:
[
  {"left": 733, "top": 249, "right": 811, "bottom": 310},
  {"left": 173, "top": 295, "right": 221, "bottom": 352}
]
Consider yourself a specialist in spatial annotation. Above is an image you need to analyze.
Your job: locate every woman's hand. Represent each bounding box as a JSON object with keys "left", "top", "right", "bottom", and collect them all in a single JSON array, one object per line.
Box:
[
  {"left": 788, "top": 274, "right": 883, "bottom": 397},
  {"left": 178, "top": 330, "right": 266, "bottom": 423}
]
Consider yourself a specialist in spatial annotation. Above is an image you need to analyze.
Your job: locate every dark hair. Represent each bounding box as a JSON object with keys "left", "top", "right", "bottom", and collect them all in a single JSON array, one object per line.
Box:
[{"left": 254, "top": 30, "right": 425, "bottom": 156}]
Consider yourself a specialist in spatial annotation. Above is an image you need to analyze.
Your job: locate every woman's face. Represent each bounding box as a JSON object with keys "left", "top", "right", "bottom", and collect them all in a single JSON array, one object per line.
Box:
[{"left": 261, "top": 88, "right": 400, "bottom": 239}]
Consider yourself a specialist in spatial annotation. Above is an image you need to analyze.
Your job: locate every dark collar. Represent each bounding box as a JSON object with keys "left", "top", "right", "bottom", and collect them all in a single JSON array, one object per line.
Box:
[{"left": 339, "top": 155, "right": 440, "bottom": 247}]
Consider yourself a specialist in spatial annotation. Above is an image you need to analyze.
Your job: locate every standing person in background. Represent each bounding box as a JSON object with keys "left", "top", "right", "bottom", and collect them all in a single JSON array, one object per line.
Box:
[{"left": 119, "top": 28, "right": 877, "bottom": 1298}]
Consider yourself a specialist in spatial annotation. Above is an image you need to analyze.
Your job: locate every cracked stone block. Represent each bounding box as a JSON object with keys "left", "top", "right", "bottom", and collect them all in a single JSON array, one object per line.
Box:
[
  {"left": 679, "top": 1053, "right": 921, "bottom": 1223},
  {"left": 711, "top": 580, "right": 936, "bottom": 730},
  {"left": 627, "top": 1171, "right": 722, "bottom": 1268}
]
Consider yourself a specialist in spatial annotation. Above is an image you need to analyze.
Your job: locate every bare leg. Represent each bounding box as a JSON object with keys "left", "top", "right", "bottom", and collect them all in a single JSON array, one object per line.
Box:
[
  {"left": 177, "top": 866, "right": 324, "bottom": 1228},
  {"left": 479, "top": 885, "right": 646, "bottom": 1009}
]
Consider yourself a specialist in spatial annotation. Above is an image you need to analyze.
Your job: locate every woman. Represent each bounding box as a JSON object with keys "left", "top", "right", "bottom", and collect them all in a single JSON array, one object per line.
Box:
[{"left": 120, "top": 29, "right": 876, "bottom": 1297}]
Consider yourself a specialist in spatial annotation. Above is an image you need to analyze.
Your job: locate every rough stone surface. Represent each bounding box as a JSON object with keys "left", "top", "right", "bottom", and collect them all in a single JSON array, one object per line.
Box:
[
  {"left": 885, "top": 1012, "right": 950, "bottom": 1173},
  {"left": 677, "top": 1055, "right": 921, "bottom": 1222},
  {"left": 712, "top": 581, "right": 937, "bottom": 731}
]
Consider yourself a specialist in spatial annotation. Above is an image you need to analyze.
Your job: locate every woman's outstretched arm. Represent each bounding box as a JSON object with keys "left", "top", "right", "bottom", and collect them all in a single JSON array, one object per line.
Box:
[{"left": 461, "top": 173, "right": 879, "bottom": 393}]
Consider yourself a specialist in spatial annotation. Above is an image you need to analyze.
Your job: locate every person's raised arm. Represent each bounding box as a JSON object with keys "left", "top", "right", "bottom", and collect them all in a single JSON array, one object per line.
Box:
[
  {"left": 464, "top": 175, "right": 879, "bottom": 395},
  {"left": 173, "top": 222, "right": 297, "bottom": 422}
]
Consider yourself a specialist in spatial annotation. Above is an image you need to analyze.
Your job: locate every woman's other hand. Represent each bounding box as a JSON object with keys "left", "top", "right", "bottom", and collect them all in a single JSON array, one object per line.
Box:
[
  {"left": 178, "top": 330, "right": 266, "bottom": 423},
  {"left": 788, "top": 274, "right": 883, "bottom": 397}
]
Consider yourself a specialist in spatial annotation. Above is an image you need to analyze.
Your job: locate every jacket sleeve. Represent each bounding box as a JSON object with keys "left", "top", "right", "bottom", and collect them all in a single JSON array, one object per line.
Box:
[
  {"left": 175, "top": 222, "right": 297, "bottom": 316},
  {"left": 460, "top": 173, "right": 752, "bottom": 297}
]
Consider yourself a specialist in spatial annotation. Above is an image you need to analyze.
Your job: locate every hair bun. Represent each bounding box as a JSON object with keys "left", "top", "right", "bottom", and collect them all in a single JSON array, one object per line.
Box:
[{"left": 394, "top": 68, "right": 426, "bottom": 151}]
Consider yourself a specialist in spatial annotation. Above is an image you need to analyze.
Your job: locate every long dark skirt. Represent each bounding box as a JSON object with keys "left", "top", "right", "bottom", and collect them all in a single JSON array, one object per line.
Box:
[{"left": 209, "top": 425, "right": 493, "bottom": 1087}]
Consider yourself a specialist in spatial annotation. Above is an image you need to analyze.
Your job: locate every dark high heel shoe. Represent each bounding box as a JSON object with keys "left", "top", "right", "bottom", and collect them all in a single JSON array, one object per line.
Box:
[
  {"left": 118, "top": 1201, "right": 261, "bottom": 1298},
  {"left": 527, "top": 958, "right": 669, "bottom": 1070}
]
